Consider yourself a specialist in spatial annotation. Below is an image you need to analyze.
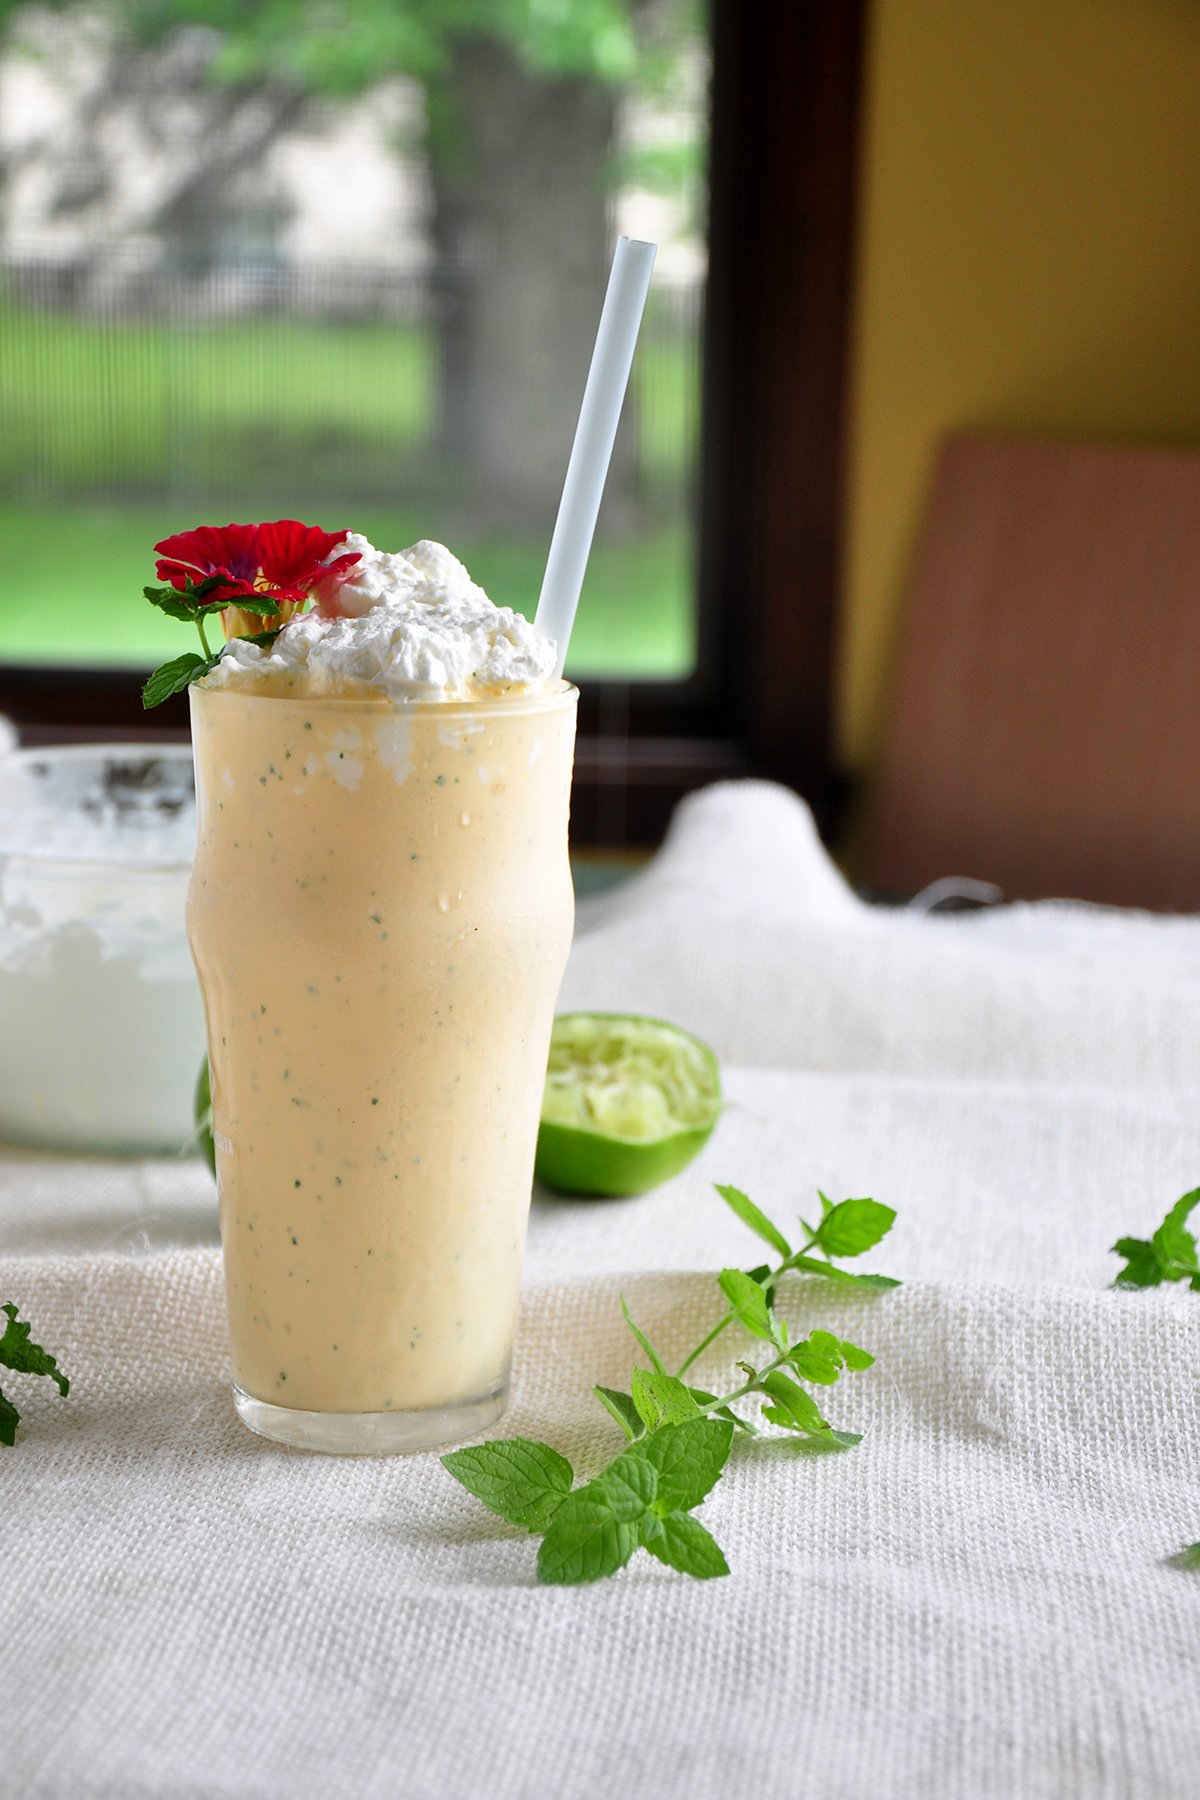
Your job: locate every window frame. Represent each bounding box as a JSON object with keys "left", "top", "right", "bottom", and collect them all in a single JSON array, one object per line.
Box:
[{"left": 0, "top": 0, "right": 867, "bottom": 846}]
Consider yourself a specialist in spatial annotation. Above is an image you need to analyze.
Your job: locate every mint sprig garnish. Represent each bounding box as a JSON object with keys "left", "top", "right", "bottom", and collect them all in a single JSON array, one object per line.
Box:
[
  {"left": 442, "top": 1183, "right": 900, "bottom": 1584},
  {"left": 142, "top": 649, "right": 222, "bottom": 708},
  {"left": 140, "top": 626, "right": 283, "bottom": 709},
  {"left": 1111, "top": 1187, "right": 1200, "bottom": 1290},
  {"left": 141, "top": 571, "right": 285, "bottom": 709},
  {"left": 0, "top": 1302, "right": 69, "bottom": 1446}
]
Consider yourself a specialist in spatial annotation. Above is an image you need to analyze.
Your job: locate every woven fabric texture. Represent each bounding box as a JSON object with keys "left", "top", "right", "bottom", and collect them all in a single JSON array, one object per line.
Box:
[{"left": 2, "top": 781, "right": 1198, "bottom": 1799}]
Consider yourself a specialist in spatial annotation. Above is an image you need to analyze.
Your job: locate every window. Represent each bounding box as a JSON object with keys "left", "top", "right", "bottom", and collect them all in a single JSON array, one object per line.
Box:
[{"left": 0, "top": 2, "right": 864, "bottom": 845}]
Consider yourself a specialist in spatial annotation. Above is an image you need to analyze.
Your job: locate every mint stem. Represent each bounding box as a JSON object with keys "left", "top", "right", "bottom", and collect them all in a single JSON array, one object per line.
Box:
[
  {"left": 696, "top": 1345, "right": 794, "bottom": 1413},
  {"left": 674, "top": 1312, "right": 735, "bottom": 1378},
  {"left": 673, "top": 1236, "right": 821, "bottom": 1378},
  {"left": 195, "top": 612, "right": 213, "bottom": 659}
]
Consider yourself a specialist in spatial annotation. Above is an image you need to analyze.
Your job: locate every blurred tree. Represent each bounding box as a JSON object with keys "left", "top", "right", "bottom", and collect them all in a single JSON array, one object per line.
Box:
[{"left": 0, "top": 0, "right": 703, "bottom": 523}]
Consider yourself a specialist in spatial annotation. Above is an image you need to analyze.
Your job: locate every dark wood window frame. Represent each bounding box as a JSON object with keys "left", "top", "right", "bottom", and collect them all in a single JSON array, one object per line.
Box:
[{"left": 0, "top": 0, "right": 867, "bottom": 847}]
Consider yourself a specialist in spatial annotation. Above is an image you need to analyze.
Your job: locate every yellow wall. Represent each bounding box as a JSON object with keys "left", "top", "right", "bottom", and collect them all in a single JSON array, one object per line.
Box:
[{"left": 843, "top": 0, "right": 1200, "bottom": 768}]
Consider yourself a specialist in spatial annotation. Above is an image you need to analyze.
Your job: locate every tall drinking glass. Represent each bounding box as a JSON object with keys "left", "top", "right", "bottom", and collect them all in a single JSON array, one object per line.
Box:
[{"left": 187, "top": 681, "right": 577, "bottom": 1453}]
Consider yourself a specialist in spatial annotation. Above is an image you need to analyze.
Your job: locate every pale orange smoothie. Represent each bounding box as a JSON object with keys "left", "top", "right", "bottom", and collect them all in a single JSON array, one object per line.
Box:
[{"left": 186, "top": 538, "right": 575, "bottom": 1452}]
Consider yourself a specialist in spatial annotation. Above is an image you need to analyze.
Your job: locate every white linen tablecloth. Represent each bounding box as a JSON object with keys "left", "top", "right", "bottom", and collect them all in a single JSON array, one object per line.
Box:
[{"left": 2, "top": 781, "right": 1198, "bottom": 1799}]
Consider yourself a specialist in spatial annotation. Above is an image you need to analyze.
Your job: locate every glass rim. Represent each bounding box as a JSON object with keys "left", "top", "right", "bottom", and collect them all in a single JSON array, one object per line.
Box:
[{"left": 189, "top": 678, "right": 579, "bottom": 720}]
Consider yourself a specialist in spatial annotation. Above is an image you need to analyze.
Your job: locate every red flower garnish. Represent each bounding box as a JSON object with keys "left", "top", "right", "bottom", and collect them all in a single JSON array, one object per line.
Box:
[
  {"left": 153, "top": 520, "right": 360, "bottom": 608},
  {"left": 141, "top": 518, "right": 363, "bottom": 710},
  {"left": 257, "top": 520, "right": 361, "bottom": 600}
]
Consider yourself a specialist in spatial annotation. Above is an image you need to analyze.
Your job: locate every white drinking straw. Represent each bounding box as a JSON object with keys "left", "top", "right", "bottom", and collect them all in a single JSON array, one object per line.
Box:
[{"left": 535, "top": 235, "right": 657, "bottom": 676}]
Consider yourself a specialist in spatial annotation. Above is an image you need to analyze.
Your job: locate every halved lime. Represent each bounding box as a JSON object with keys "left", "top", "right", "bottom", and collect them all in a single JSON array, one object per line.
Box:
[{"left": 536, "top": 1012, "right": 721, "bottom": 1197}]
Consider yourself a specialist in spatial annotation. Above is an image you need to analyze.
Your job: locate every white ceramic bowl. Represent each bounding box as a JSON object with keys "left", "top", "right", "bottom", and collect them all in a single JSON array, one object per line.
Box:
[{"left": 0, "top": 743, "right": 206, "bottom": 1154}]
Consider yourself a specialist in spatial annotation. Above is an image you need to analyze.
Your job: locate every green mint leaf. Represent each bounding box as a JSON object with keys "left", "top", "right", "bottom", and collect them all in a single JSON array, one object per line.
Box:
[
  {"left": 593, "top": 1385, "right": 644, "bottom": 1441},
  {"left": 0, "top": 1303, "right": 69, "bottom": 1396},
  {"left": 144, "top": 574, "right": 232, "bottom": 614},
  {"left": 0, "top": 1303, "right": 69, "bottom": 1446},
  {"left": 536, "top": 1446, "right": 658, "bottom": 1585},
  {"left": 630, "top": 1368, "right": 701, "bottom": 1431},
  {"left": 143, "top": 584, "right": 205, "bottom": 622},
  {"left": 788, "top": 1351, "right": 841, "bottom": 1385},
  {"left": 717, "top": 1268, "right": 776, "bottom": 1343},
  {"left": 714, "top": 1183, "right": 792, "bottom": 1258},
  {"left": 839, "top": 1339, "right": 875, "bottom": 1372},
  {"left": 537, "top": 1497, "right": 640, "bottom": 1586},
  {"left": 1110, "top": 1190, "right": 1200, "bottom": 1288},
  {"left": 641, "top": 1415, "right": 734, "bottom": 1511},
  {"left": 441, "top": 1437, "right": 573, "bottom": 1531},
  {"left": 788, "top": 1341, "right": 842, "bottom": 1385},
  {"left": 1172, "top": 1542, "right": 1200, "bottom": 1569},
  {"left": 142, "top": 651, "right": 218, "bottom": 710},
  {"left": 760, "top": 1371, "right": 863, "bottom": 1447},
  {"left": 788, "top": 1252, "right": 900, "bottom": 1291},
  {"left": 620, "top": 1294, "right": 667, "bottom": 1374},
  {"left": 812, "top": 1197, "right": 896, "bottom": 1258},
  {"left": 760, "top": 1407, "right": 861, "bottom": 1448},
  {"left": 1151, "top": 1187, "right": 1200, "bottom": 1278},
  {"left": 222, "top": 595, "right": 283, "bottom": 617},
  {"left": 761, "top": 1370, "right": 828, "bottom": 1432},
  {"left": 593, "top": 1446, "right": 659, "bottom": 1521},
  {"left": 0, "top": 1388, "right": 20, "bottom": 1447},
  {"left": 640, "top": 1509, "right": 730, "bottom": 1580},
  {"left": 1111, "top": 1236, "right": 1164, "bottom": 1288},
  {"left": 237, "top": 628, "right": 284, "bottom": 650}
]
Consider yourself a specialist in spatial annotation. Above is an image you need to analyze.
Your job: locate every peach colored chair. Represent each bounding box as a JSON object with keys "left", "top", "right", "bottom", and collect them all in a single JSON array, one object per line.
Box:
[{"left": 866, "top": 434, "right": 1200, "bottom": 910}]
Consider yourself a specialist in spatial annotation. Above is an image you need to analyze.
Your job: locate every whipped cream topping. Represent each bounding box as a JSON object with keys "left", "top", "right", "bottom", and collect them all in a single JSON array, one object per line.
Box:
[{"left": 208, "top": 535, "right": 557, "bottom": 701}]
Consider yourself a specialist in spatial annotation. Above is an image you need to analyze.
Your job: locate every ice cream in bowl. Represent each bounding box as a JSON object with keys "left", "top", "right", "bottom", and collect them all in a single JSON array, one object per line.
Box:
[{"left": 0, "top": 734, "right": 204, "bottom": 1155}]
